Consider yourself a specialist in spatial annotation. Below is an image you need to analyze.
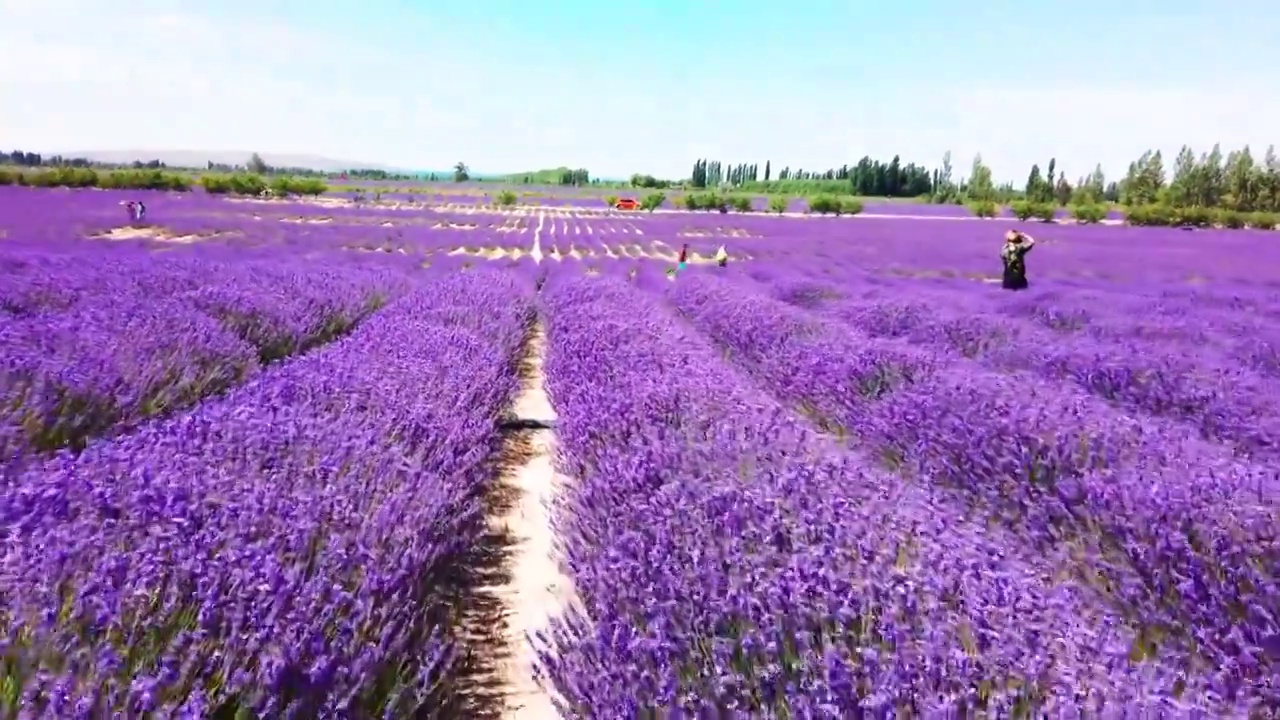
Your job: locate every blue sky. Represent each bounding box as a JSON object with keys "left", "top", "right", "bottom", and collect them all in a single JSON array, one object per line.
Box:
[{"left": 1, "top": 0, "right": 1277, "bottom": 183}]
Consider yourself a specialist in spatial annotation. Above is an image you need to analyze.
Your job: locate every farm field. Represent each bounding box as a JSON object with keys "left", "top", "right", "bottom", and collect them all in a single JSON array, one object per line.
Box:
[
  {"left": 321, "top": 181, "right": 1128, "bottom": 219},
  {"left": 2, "top": 184, "right": 1279, "bottom": 716}
]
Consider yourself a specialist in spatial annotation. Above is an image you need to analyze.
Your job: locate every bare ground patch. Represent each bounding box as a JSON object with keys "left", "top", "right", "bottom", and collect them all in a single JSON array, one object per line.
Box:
[
  {"left": 90, "top": 226, "right": 234, "bottom": 244},
  {"left": 677, "top": 226, "right": 756, "bottom": 238},
  {"left": 279, "top": 216, "right": 334, "bottom": 224},
  {"left": 446, "top": 246, "right": 519, "bottom": 260}
]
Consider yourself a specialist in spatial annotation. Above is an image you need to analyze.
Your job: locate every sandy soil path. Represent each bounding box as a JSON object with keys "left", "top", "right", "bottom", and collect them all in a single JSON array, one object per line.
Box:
[
  {"left": 483, "top": 322, "right": 577, "bottom": 719},
  {"left": 530, "top": 211, "right": 546, "bottom": 264}
]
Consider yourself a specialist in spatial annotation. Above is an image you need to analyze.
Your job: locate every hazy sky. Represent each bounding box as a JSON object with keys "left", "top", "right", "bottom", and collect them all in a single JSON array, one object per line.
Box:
[{"left": 2, "top": 0, "right": 1277, "bottom": 183}]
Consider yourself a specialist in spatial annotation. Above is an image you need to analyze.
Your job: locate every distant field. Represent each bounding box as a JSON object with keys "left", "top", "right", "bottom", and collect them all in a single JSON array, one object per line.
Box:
[{"left": 2, "top": 184, "right": 1277, "bottom": 716}]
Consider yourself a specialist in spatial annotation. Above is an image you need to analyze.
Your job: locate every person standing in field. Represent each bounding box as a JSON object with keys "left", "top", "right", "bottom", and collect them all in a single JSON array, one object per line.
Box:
[
  {"left": 124, "top": 201, "right": 136, "bottom": 223},
  {"left": 1001, "top": 230, "right": 1036, "bottom": 290},
  {"left": 678, "top": 243, "right": 689, "bottom": 271},
  {"left": 715, "top": 244, "right": 729, "bottom": 268}
]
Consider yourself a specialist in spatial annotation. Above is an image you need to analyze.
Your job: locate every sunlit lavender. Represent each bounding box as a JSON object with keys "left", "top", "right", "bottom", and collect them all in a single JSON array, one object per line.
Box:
[{"left": 2, "top": 184, "right": 1278, "bottom": 716}]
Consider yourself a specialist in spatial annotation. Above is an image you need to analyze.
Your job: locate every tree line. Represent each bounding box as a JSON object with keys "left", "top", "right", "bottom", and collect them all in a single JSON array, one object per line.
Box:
[
  {"left": 688, "top": 156, "right": 934, "bottom": 198},
  {"left": 1, "top": 148, "right": 417, "bottom": 182},
  {"left": 8, "top": 143, "right": 1280, "bottom": 229},
  {"left": 0, "top": 164, "right": 327, "bottom": 197}
]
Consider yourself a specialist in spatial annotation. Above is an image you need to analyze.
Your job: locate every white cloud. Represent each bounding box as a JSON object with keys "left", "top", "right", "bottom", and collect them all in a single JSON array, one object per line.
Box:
[{"left": 2, "top": 1, "right": 1276, "bottom": 182}]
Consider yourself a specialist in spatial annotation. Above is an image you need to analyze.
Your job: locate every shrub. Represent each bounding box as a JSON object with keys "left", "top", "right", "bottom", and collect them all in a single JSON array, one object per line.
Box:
[
  {"left": 604, "top": 195, "right": 619, "bottom": 208},
  {"left": 228, "top": 174, "right": 268, "bottom": 197},
  {"left": 1170, "top": 205, "right": 1214, "bottom": 228},
  {"left": 289, "top": 178, "right": 328, "bottom": 196},
  {"left": 679, "top": 194, "right": 701, "bottom": 211},
  {"left": 1031, "top": 202, "right": 1057, "bottom": 223},
  {"left": 839, "top": 197, "right": 864, "bottom": 216},
  {"left": 967, "top": 200, "right": 998, "bottom": 218},
  {"left": 19, "top": 167, "right": 100, "bottom": 188},
  {"left": 1069, "top": 204, "right": 1107, "bottom": 224},
  {"left": 768, "top": 196, "right": 788, "bottom": 214},
  {"left": 640, "top": 192, "right": 666, "bottom": 212},
  {"left": 1217, "top": 209, "right": 1246, "bottom": 229},
  {"left": 265, "top": 176, "right": 326, "bottom": 197},
  {"left": 699, "top": 193, "right": 728, "bottom": 213},
  {"left": 95, "top": 169, "right": 191, "bottom": 191},
  {"left": 730, "top": 195, "right": 753, "bottom": 213},
  {"left": 1124, "top": 204, "right": 1174, "bottom": 226},
  {"left": 200, "top": 175, "right": 234, "bottom": 194},
  {"left": 1010, "top": 200, "right": 1035, "bottom": 221},
  {"left": 496, "top": 190, "right": 518, "bottom": 207},
  {"left": 806, "top": 195, "right": 839, "bottom": 215},
  {"left": 1248, "top": 211, "right": 1278, "bottom": 230},
  {"left": 269, "top": 177, "right": 293, "bottom": 197}
]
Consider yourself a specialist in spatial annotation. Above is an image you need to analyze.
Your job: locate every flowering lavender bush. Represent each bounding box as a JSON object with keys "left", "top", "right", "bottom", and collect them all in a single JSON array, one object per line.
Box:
[
  {"left": 0, "top": 252, "right": 409, "bottom": 469},
  {"left": 1, "top": 273, "right": 532, "bottom": 716},
  {"left": 536, "top": 275, "right": 1239, "bottom": 716},
  {"left": 664, "top": 273, "right": 1279, "bottom": 709}
]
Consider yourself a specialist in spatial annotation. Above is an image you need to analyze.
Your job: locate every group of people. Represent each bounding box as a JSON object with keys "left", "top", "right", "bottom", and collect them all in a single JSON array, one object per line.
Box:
[
  {"left": 670, "top": 243, "right": 729, "bottom": 276},
  {"left": 660, "top": 233, "right": 1035, "bottom": 288},
  {"left": 108, "top": 208, "right": 1034, "bottom": 288},
  {"left": 664, "top": 232, "right": 1034, "bottom": 290},
  {"left": 123, "top": 201, "right": 147, "bottom": 223}
]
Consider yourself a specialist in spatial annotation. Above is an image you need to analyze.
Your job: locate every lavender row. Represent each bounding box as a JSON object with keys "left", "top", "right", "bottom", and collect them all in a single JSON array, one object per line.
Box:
[
  {"left": 765, "top": 275, "right": 1280, "bottom": 440},
  {"left": 0, "top": 271, "right": 530, "bottom": 717},
  {"left": 667, "top": 273, "right": 1279, "bottom": 707},
  {"left": 1, "top": 256, "right": 409, "bottom": 466},
  {"left": 819, "top": 274, "right": 1280, "bottom": 377},
  {"left": 998, "top": 288, "right": 1280, "bottom": 384},
  {"left": 800, "top": 287, "right": 1280, "bottom": 461},
  {"left": 537, "top": 274, "right": 1196, "bottom": 715}
]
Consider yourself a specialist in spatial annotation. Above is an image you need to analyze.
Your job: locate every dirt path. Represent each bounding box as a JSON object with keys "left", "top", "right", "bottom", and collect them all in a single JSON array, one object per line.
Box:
[
  {"left": 483, "top": 322, "right": 576, "bottom": 719},
  {"left": 530, "top": 211, "right": 546, "bottom": 264}
]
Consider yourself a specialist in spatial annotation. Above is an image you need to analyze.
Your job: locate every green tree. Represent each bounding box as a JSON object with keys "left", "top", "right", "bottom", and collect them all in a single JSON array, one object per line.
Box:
[
  {"left": 1025, "top": 164, "right": 1045, "bottom": 201},
  {"left": 1054, "top": 175, "right": 1073, "bottom": 206},
  {"left": 1167, "top": 146, "right": 1197, "bottom": 207},
  {"left": 932, "top": 151, "right": 957, "bottom": 203},
  {"left": 1120, "top": 150, "right": 1166, "bottom": 206},
  {"left": 967, "top": 154, "right": 995, "bottom": 202},
  {"left": 453, "top": 162, "right": 470, "bottom": 183},
  {"left": 247, "top": 153, "right": 269, "bottom": 174},
  {"left": 1224, "top": 146, "right": 1256, "bottom": 211}
]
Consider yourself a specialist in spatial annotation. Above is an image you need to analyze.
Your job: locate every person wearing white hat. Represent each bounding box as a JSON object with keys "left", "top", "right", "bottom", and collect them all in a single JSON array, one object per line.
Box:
[{"left": 714, "top": 244, "right": 729, "bottom": 268}]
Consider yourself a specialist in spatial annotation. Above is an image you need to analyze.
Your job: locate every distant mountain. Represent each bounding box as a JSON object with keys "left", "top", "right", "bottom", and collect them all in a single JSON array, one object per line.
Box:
[{"left": 58, "top": 150, "right": 407, "bottom": 173}]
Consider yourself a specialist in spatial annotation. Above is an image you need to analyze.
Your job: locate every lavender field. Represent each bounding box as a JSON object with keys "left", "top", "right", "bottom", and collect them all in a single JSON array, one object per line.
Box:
[{"left": 2, "top": 184, "right": 1279, "bottom": 717}]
